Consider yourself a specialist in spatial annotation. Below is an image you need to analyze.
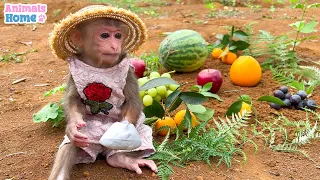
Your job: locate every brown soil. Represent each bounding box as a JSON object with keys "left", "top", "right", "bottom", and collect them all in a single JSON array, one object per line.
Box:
[{"left": 1, "top": 0, "right": 320, "bottom": 180}]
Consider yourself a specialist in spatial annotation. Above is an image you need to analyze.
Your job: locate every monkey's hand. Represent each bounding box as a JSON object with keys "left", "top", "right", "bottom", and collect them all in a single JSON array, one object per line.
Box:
[
  {"left": 107, "top": 153, "right": 158, "bottom": 174},
  {"left": 66, "top": 119, "right": 89, "bottom": 147}
]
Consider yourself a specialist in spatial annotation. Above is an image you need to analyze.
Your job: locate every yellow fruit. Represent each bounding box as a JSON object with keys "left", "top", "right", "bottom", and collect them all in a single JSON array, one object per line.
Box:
[
  {"left": 174, "top": 110, "right": 198, "bottom": 130},
  {"left": 155, "top": 117, "right": 176, "bottom": 136},
  {"left": 221, "top": 51, "right": 237, "bottom": 65},
  {"left": 229, "top": 56, "right": 262, "bottom": 87},
  {"left": 211, "top": 48, "right": 223, "bottom": 59},
  {"left": 239, "top": 102, "right": 252, "bottom": 115}
]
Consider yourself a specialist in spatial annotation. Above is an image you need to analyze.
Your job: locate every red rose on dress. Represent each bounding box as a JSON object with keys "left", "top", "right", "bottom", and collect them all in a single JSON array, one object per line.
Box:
[{"left": 83, "top": 83, "right": 112, "bottom": 102}]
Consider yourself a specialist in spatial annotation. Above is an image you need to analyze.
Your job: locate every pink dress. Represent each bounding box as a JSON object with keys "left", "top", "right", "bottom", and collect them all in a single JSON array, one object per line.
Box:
[{"left": 59, "top": 56, "right": 155, "bottom": 164}]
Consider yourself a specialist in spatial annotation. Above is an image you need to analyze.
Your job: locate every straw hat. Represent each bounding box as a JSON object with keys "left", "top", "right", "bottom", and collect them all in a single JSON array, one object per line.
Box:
[{"left": 49, "top": 5, "right": 147, "bottom": 60}]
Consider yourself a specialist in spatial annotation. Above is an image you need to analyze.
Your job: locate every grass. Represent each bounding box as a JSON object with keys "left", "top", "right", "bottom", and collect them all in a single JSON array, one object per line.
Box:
[{"left": 0, "top": 49, "right": 37, "bottom": 63}]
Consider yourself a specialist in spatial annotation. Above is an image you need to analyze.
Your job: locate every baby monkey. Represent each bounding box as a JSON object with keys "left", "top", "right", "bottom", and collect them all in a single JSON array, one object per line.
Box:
[{"left": 48, "top": 6, "right": 157, "bottom": 180}]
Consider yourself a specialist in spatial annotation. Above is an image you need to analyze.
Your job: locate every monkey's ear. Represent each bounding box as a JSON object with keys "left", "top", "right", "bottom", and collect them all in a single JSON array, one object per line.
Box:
[{"left": 69, "top": 29, "right": 84, "bottom": 48}]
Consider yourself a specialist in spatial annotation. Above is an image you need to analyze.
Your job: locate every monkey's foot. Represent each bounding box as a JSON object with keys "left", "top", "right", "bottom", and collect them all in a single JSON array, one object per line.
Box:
[{"left": 107, "top": 153, "right": 158, "bottom": 174}]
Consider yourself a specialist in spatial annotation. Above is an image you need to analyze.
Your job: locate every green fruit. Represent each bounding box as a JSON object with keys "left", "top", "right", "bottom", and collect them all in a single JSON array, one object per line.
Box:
[
  {"left": 159, "top": 29, "right": 208, "bottom": 72},
  {"left": 165, "top": 90, "right": 173, "bottom": 98},
  {"left": 143, "top": 95, "right": 153, "bottom": 106},
  {"left": 147, "top": 88, "right": 157, "bottom": 97},
  {"left": 138, "top": 77, "right": 149, "bottom": 87},
  {"left": 156, "top": 86, "right": 167, "bottom": 96},
  {"left": 161, "top": 73, "right": 171, "bottom": 78},
  {"left": 169, "top": 84, "right": 179, "bottom": 91},
  {"left": 139, "top": 90, "right": 145, "bottom": 98},
  {"left": 154, "top": 95, "right": 162, "bottom": 102},
  {"left": 150, "top": 71, "right": 161, "bottom": 79}
]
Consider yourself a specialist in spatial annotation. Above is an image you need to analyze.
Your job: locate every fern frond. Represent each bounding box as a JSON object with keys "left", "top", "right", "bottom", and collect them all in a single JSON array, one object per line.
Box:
[
  {"left": 270, "top": 67, "right": 296, "bottom": 85},
  {"left": 292, "top": 122, "right": 320, "bottom": 145},
  {"left": 297, "top": 66, "right": 320, "bottom": 81},
  {"left": 272, "top": 143, "right": 309, "bottom": 158},
  {"left": 157, "top": 162, "right": 174, "bottom": 180}
]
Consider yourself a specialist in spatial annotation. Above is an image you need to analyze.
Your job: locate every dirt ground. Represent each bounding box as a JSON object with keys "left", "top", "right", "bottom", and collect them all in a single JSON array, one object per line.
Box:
[{"left": 1, "top": 0, "right": 320, "bottom": 179}]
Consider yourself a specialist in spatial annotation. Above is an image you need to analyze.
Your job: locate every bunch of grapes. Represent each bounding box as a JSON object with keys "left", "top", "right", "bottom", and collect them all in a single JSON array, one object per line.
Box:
[
  {"left": 138, "top": 71, "right": 179, "bottom": 107},
  {"left": 271, "top": 86, "right": 317, "bottom": 110}
]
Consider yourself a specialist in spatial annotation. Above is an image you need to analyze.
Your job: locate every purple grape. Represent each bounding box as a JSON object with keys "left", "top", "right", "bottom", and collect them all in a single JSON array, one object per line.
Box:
[
  {"left": 290, "top": 95, "right": 301, "bottom": 105},
  {"left": 285, "top": 93, "right": 292, "bottom": 100},
  {"left": 295, "top": 100, "right": 307, "bottom": 110},
  {"left": 274, "top": 90, "right": 285, "bottom": 99},
  {"left": 306, "top": 100, "right": 317, "bottom": 110},
  {"left": 270, "top": 103, "right": 281, "bottom": 110},
  {"left": 282, "top": 99, "right": 291, "bottom": 107},
  {"left": 279, "top": 86, "right": 288, "bottom": 94},
  {"left": 296, "top": 90, "right": 307, "bottom": 100}
]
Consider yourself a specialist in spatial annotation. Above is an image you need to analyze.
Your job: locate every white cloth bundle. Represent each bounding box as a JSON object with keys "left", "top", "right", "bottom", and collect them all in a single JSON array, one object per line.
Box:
[{"left": 99, "top": 120, "right": 142, "bottom": 150}]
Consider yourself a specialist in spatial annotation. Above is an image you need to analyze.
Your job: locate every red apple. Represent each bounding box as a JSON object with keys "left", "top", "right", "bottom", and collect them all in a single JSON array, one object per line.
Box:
[
  {"left": 197, "top": 69, "right": 223, "bottom": 93},
  {"left": 130, "top": 58, "right": 146, "bottom": 78}
]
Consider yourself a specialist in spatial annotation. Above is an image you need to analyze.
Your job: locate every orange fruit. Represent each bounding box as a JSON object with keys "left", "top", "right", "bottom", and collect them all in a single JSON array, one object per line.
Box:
[
  {"left": 211, "top": 48, "right": 223, "bottom": 59},
  {"left": 174, "top": 110, "right": 198, "bottom": 130},
  {"left": 229, "top": 56, "right": 262, "bottom": 87},
  {"left": 221, "top": 51, "right": 237, "bottom": 65},
  {"left": 155, "top": 117, "right": 176, "bottom": 136},
  {"left": 239, "top": 102, "right": 252, "bottom": 115}
]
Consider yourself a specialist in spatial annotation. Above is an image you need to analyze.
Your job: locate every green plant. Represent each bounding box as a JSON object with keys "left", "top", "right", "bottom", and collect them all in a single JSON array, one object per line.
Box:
[
  {"left": 190, "top": 82, "right": 223, "bottom": 102},
  {"left": 1, "top": 49, "right": 37, "bottom": 63},
  {"left": 53, "top": 9, "right": 62, "bottom": 17},
  {"left": 148, "top": 110, "right": 252, "bottom": 180},
  {"left": 138, "top": 51, "right": 162, "bottom": 75}
]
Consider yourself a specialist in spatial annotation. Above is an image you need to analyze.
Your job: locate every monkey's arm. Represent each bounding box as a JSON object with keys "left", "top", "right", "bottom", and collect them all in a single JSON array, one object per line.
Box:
[{"left": 122, "top": 67, "right": 143, "bottom": 125}]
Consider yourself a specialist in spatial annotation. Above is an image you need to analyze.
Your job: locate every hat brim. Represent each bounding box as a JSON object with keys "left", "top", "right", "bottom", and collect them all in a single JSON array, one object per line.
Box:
[{"left": 49, "top": 5, "right": 147, "bottom": 60}]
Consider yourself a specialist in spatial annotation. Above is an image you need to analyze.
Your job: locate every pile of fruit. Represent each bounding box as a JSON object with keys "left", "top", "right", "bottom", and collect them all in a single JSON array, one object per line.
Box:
[
  {"left": 211, "top": 47, "right": 238, "bottom": 65},
  {"left": 138, "top": 71, "right": 179, "bottom": 107},
  {"left": 270, "top": 86, "right": 317, "bottom": 110}
]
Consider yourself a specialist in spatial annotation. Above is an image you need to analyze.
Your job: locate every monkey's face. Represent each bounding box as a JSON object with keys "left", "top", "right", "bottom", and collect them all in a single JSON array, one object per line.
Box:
[{"left": 83, "top": 24, "right": 126, "bottom": 68}]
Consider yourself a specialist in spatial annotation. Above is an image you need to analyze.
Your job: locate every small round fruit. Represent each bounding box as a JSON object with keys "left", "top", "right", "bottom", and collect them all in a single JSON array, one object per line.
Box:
[
  {"left": 156, "top": 86, "right": 167, "bottom": 97},
  {"left": 273, "top": 90, "right": 285, "bottom": 99},
  {"left": 139, "top": 90, "right": 145, "bottom": 98},
  {"left": 211, "top": 48, "right": 223, "bottom": 59},
  {"left": 143, "top": 95, "right": 153, "bottom": 106},
  {"left": 174, "top": 110, "right": 198, "bottom": 130},
  {"left": 282, "top": 99, "right": 291, "bottom": 107},
  {"left": 285, "top": 93, "right": 292, "bottom": 100},
  {"left": 290, "top": 95, "right": 301, "bottom": 105},
  {"left": 295, "top": 100, "right": 307, "bottom": 110},
  {"left": 270, "top": 103, "right": 281, "bottom": 110},
  {"left": 165, "top": 90, "right": 173, "bottom": 98},
  {"left": 155, "top": 117, "right": 176, "bottom": 136},
  {"left": 138, "top": 77, "right": 149, "bottom": 87},
  {"left": 169, "top": 84, "right": 179, "bottom": 91},
  {"left": 147, "top": 88, "right": 157, "bottom": 97},
  {"left": 279, "top": 86, "right": 288, "bottom": 94},
  {"left": 239, "top": 102, "right": 252, "bottom": 115},
  {"left": 221, "top": 51, "right": 237, "bottom": 65},
  {"left": 154, "top": 95, "right": 162, "bottom": 102},
  {"left": 161, "top": 73, "right": 171, "bottom": 78},
  {"left": 306, "top": 100, "right": 317, "bottom": 110},
  {"left": 229, "top": 56, "right": 262, "bottom": 87},
  {"left": 150, "top": 71, "right": 161, "bottom": 78},
  {"left": 296, "top": 90, "right": 307, "bottom": 100}
]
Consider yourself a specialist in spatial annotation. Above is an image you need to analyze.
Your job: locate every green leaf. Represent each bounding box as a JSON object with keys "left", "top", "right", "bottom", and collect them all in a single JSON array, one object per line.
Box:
[
  {"left": 143, "top": 100, "right": 165, "bottom": 118},
  {"left": 139, "top": 77, "right": 179, "bottom": 91},
  {"left": 219, "top": 47, "right": 229, "bottom": 58},
  {"left": 165, "top": 90, "right": 183, "bottom": 112},
  {"left": 226, "top": 100, "right": 243, "bottom": 116},
  {"left": 44, "top": 84, "right": 66, "bottom": 97},
  {"left": 187, "top": 104, "right": 206, "bottom": 113},
  {"left": 193, "top": 108, "right": 214, "bottom": 121},
  {"left": 307, "top": 3, "right": 320, "bottom": 9},
  {"left": 238, "top": 95, "right": 252, "bottom": 105},
  {"left": 221, "top": 34, "right": 230, "bottom": 46},
  {"left": 290, "top": 80, "right": 304, "bottom": 90},
  {"left": 300, "top": 21, "right": 318, "bottom": 33},
  {"left": 257, "top": 96, "right": 286, "bottom": 105},
  {"left": 216, "top": 34, "right": 223, "bottom": 40},
  {"left": 33, "top": 102, "right": 64, "bottom": 125},
  {"left": 229, "top": 46, "right": 237, "bottom": 50},
  {"left": 201, "top": 82, "right": 213, "bottom": 92},
  {"left": 179, "top": 92, "right": 207, "bottom": 105},
  {"left": 143, "top": 117, "right": 159, "bottom": 125},
  {"left": 231, "top": 26, "right": 235, "bottom": 37},
  {"left": 232, "top": 40, "right": 250, "bottom": 50},
  {"left": 233, "top": 30, "right": 248, "bottom": 40},
  {"left": 289, "top": 21, "right": 305, "bottom": 31},
  {"left": 200, "top": 92, "right": 223, "bottom": 102},
  {"left": 190, "top": 85, "right": 201, "bottom": 91}
]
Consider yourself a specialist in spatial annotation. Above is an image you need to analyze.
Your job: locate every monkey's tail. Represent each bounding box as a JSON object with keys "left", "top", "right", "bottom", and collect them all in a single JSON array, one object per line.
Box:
[{"left": 48, "top": 144, "right": 78, "bottom": 180}]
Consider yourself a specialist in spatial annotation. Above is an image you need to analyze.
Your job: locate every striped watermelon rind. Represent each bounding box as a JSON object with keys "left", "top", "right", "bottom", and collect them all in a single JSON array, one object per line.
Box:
[{"left": 158, "top": 29, "right": 208, "bottom": 72}]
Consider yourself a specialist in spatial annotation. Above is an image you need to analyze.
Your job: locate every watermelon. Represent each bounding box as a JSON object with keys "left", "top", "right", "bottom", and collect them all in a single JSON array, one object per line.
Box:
[{"left": 158, "top": 29, "right": 208, "bottom": 72}]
